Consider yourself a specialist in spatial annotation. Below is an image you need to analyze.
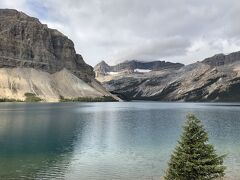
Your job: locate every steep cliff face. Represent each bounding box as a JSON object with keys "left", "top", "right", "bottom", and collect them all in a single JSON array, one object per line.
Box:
[
  {"left": 0, "top": 9, "right": 94, "bottom": 81},
  {"left": 100, "top": 51, "right": 240, "bottom": 102},
  {"left": 0, "top": 9, "right": 116, "bottom": 101}
]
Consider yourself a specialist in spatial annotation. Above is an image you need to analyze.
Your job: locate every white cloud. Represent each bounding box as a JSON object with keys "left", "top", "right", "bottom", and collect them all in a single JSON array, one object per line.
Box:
[
  {"left": 0, "top": 0, "right": 26, "bottom": 9},
  {"left": 1, "top": 0, "right": 240, "bottom": 66}
]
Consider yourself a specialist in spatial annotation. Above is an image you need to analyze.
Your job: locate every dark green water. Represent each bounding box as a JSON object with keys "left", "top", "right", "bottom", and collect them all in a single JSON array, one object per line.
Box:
[{"left": 0, "top": 102, "right": 239, "bottom": 179}]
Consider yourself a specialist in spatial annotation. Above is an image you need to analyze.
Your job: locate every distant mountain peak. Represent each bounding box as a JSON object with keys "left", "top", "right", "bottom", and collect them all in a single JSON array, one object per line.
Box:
[
  {"left": 99, "top": 60, "right": 109, "bottom": 65},
  {"left": 94, "top": 60, "right": 111, "bottom": 75}
]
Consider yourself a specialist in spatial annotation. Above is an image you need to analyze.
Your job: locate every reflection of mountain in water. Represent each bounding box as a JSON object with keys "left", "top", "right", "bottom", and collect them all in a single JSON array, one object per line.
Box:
[{"left": 0, "top": 103, "right": 84, "bottom": 179}]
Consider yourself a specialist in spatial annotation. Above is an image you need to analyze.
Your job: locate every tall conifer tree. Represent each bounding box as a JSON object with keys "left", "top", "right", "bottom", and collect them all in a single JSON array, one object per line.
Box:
[{"left": 165, "top": 114, "right": 226, "bottom": 180}]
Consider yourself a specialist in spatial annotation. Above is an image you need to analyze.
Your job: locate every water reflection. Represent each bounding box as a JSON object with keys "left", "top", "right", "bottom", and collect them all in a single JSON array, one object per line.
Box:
[{"left": 0, "top": 103, "right": 81, "bottom": 179}]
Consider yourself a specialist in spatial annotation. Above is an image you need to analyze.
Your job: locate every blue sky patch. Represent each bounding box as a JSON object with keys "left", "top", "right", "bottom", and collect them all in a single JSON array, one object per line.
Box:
[{"left": 26, "top": 0, "right": 48, "bottom": 20}]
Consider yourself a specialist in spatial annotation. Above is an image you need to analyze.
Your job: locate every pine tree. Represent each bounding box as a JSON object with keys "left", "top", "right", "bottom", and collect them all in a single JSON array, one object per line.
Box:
[{"left": 165, "top": 114, "right": 226, "bottom": 180}]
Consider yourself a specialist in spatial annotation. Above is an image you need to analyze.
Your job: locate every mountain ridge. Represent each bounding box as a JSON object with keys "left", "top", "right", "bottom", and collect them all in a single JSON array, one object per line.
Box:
[
  {"left": 94, "top": 59, "right": 184, "bottom": 75},
  {"left": 96, "top": 51, "right": 240, "bottom": 102},
  {"left": 202, "top": 51, "right": 240, "bottom": 66}
]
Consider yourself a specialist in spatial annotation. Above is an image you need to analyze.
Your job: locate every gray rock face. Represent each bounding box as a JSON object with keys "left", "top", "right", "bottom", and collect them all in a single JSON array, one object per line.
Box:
[
  {"left": 0, "top": 9, "right": 94, "bottom": 81},
  {"left": 94, "top": 61, "right": 111, "bottom": 75},
  {"left": 94, "top": 60, "right": 184, "bottom": 75},
  {"left": 202, "top": 51, "right": 240, "bottom": 66},
  {"left": 101, "top": 51, "right": 240, "bottom": 102}
]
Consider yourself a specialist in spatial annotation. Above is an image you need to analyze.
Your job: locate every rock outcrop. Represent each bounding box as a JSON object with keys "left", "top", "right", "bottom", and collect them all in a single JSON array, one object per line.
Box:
[
  {"left": 0, "top": 9, "right": 117, "bottom": 101},
  {"left": 202, "top": 51, "right": 240, "bottom": 67},
  {"left": 98, "top": 51, "right": 240, "bottom": 102}
]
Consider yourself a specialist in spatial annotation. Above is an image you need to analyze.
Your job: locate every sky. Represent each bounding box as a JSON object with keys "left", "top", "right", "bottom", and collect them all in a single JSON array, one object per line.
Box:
[{"left": 0, "top": 0, "right": 240, "bottom": 66}]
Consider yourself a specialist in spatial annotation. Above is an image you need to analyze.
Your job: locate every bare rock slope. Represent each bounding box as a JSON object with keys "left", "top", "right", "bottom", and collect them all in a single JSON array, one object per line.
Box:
[
  {"left": 0, "top": 9, "right": 115, "bottom": 101},
  {"left": 0, "top": 68, "right": 110, "bottom": 101}
]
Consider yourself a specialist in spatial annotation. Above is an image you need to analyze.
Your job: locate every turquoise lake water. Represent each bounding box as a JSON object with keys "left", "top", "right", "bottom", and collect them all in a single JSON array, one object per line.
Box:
[{"left": 0, "top": 102, "right": 239, "bottom": 179}]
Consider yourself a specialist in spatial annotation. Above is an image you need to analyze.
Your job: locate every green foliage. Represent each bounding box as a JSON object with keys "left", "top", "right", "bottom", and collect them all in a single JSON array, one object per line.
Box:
[
  {"left": 0, "top": 98, "right": 22, "bottom": 102},
  {"left": 59, "top": 96, "right": 118, "bottom": 102},
  {"left": 24, "top": 93, "right": 42, "bottom": 102},
  {"left": 165, "top": 114, "right": 226, "bottom": 180}
]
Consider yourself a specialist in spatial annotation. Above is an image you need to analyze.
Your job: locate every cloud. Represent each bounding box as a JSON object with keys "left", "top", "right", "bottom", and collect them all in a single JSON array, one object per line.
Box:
[
  {"left": 0, "top": 0, "right": 27, "bottom": 11},
  {"left": 0, "top": 0, "right": 240, "bottom": 66},
  {"left": 108, "top": 37, "right": 190, "bottom": 65}
]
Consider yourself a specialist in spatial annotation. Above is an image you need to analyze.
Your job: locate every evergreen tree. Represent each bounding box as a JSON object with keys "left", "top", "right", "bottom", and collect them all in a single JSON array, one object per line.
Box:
[{"left": 165, "top": 114, "right": 226, "bottom": 180}]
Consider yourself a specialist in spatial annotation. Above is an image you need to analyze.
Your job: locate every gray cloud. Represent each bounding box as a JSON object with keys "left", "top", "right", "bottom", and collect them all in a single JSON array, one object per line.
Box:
[
  {"left": 0, "top": 0, "right": 240, "bottom": 66},
  {"left": 109, "top": 37, "right": 190, "bottom": 64}
]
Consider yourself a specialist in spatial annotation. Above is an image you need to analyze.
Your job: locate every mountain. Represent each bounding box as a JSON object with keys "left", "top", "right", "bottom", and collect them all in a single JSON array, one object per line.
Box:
[
  {"left": 94, "top": 60, "right": 184, "bottom": 75},
  {"left": 96, "top": 51, "right": 240, "bottom": 102},
  {"left": 0, "top": 9, "right": 117, "bottom": 102}
]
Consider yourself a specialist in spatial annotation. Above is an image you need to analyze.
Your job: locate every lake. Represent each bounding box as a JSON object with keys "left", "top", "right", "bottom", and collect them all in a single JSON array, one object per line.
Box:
[{"left": 0, "top": 102, "right": 239, "bottom": 179}]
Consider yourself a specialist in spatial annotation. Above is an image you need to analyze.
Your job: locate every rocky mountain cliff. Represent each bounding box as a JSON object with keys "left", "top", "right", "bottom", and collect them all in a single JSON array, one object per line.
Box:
[
  {"left": 0, "top": 9, "right": 117, "bottom": 102},
  {"left": 98, "top": 51, "right": 240, "bottom": 102},
  {"left": 0, "top": 9, "right": 94, "bottom": 81}
]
